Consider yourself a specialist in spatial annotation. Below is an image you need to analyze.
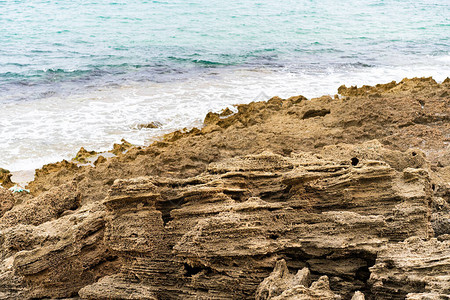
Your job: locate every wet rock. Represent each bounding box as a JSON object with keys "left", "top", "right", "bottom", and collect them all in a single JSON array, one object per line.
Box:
[
  {"left": 136, "top": 121, "right": 162, "bottom": 129},
  {"left": 111, "top": 139, "right": 133, "bottom": 155},
  {"left": 204, "top": 111, "right": 220, "bottom": 126},
  {"left": 219, "top": 107, "right": 234, "bottom": 117},
  {"left": 94, "top": 155, "right": 107, "bottom": 166},
  {"left": 0, "top": 168, "right": 13, "bottom": 189},
  {"left": 73, "top": 147, "right": 97, "bottom": 164}
]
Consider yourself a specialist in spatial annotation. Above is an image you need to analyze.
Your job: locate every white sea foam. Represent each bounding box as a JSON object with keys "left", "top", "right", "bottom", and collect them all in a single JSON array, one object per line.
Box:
[{"left": 0, "top": 65, "right": 448, "bottom": 172}]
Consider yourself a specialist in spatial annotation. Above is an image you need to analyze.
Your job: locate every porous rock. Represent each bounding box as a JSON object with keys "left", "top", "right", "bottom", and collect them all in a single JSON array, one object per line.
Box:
[
  {"left": 0, "top": 189, "right": 14, "bottom": 217},
  {"left": 79, "top": 142, "right": 436, "bottom": 299}
]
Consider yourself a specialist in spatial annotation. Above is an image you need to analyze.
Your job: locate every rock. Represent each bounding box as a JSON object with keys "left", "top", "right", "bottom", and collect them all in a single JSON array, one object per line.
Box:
[
  {"left": 219, "top": 107, "right": 234, "bottom": 117},
  {"left": 78, "top": 275, "right": 157, "bottom": 300},
  {"left": 111, "top": 139, "right": 133, "bottom": 155},
  {"left": 369, "top": 237, "right": 450, "bottom": 299},
  {"left": 0, "top": 183, "right": 80, "bottom": 229},
  {"left": 94, "top": 155, "right": 107, "bottom": 166},
  {"left": 73, "top": 147, "right": 97, "bottom": 164},
  {"left": 301, "top": 108, "right": 331, "bottom": 119},
  {"left": 79, "top": 142, "right": 434, "bottom": 299},
  {"left": 270, "top": 276, "right": 341, "bottom": 300},
  {"left": 351, "top": 291, "right": 365, "bottom": 300},
  {"left": 204, "top": 111, "right": 220, "bottom": 126},
  {"left": 0, "top": 202, "right": 120, "bottom": 299},
  {"left": 0, "top": 189, "right": 14, "bottom": 217},
  {"left": 0, "top": 169, "right": 13, "bottom": 189},
  {"left": 28, "top": 160, "right": 79, "bottom": 196},
  {"left": 26, "top": 77, "right": 449, "bottom": 205},
  {"left": 255, "top": 260, "right": 310, "bottom": 300},
  {"left": 162, "top": 130, "right": 185, "bottom": 142},
  {"left": 136, "top": 121, "right": 162, "bottom": 129}
]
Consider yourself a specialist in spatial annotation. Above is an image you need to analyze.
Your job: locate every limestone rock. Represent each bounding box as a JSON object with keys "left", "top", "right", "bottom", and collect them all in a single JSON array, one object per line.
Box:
[
  {"left": 111, "top": 139, "right": 133, "bottom": 156},
  {"left": 79, "top": 142, "right": 435, "bottom": 299},
  {"left": 0, "top": 189, "right": 14, "bottom": 218},
  {"left": 27, "top": 78, "right": 449, "bottom": 206},
  {"left": 270, "top": 275, "right": 341, "bottom": 300},
  {"left": 255, "top": 260, "right": 310, "bottom": 300},
  {"left": 73, "top": 147, "right": 97, "bottom": 164},
  {"left": 0, "top": 202, "right": 120, "bottom": 299},
  {"left": 0, "top": 183, "right": 80, "bottom": 229},
  {"left": 136, "top": 121, "right": 162, "bottom": 129},
  {"left": 351, "top": 291, "right": 365, "bottom": 300},
  {"left": 78, "top": 275, "right": 158, "bottom": 300},
  {"left": 0, "top": 169, "right": 13, "bottom": 189},
  {"left": 370, "top": 237, "right": 450, "bottom": 299}
]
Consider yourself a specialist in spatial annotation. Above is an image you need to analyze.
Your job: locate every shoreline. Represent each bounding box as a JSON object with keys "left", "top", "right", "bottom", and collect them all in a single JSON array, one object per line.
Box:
[
  {"left": 4, "top": 75, "right": 449, "bottom": 189},
  {"left": 1, "top": 66, "right": 449, "bottom": 173}
]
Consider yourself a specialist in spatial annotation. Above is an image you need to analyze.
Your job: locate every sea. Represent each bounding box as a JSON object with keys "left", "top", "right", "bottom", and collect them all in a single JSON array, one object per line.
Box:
[{"left": 0, "top": 0, "right": 449, "bottom": 173}]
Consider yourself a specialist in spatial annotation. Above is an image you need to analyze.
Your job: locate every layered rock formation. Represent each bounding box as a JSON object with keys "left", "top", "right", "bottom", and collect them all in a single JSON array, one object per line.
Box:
[{"left": 0, "top": 77, "right": 448, "bottom": 299}]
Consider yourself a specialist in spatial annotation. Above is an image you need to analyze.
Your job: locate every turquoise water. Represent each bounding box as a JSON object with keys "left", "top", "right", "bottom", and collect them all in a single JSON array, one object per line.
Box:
[
  {"left": 1, "top": 0, "right": 448, "bottom": 100},
  {"left": 0, "top": 0, "right": 449, "bottom": 172}
]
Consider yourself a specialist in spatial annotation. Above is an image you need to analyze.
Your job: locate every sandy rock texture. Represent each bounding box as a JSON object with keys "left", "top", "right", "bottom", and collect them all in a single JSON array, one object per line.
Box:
[
  {"left": 0, "top": 169, "right": 13, "bottom": 189},
  {"left": 0, "top": 77, "right": 448, "bottom": 299}
]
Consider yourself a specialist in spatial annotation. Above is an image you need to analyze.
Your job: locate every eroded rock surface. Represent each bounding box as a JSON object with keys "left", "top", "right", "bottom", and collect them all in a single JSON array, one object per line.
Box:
[
  {"left": 370, "top": 237, "right": 450, "bottom": 299},
  {"left": 81, "top": 142, "right": 438, "bottom": 299},
  {"left": 0, "top": 189, "right": 14, "bottom": 218},
  {"left": 0, "top": 78, "right": 448, "bottom": 299}
]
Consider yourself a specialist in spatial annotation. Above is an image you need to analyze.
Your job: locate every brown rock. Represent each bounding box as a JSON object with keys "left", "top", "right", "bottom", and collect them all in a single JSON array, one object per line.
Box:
[
  {"left": 136, "top": 121, "right": 162, "bottom": 129},
  {"left": 255, "top": 259, "right": 311, "bottom": 299},
  {"left": 204, "top": 111, "right": 221, "bottom": 126},
  {"left": 370, "top": 237, "right": 450, "bottom": 299},
  {"left": 79, "top": 142, "right": 434, "bottom": 299},
  {"left": 111, "top": 139, "right": 133, "bottom": 155},
  {"left": 219, "top": 107, "right": 234, "bottom": 117},
  {"left": 0, "top": 202, "right": 120, "bottom": 299},
  {"left": 0, "top": 188, "right": 14, "bottom": 217},
  {"left": 73, "top": 147, "right": 97, "bottom": 164},
  {"left": 0, "top": 168, "right": 13, "bottom": 189},
  {"left": 270, "top": 275, "right": 342, "bottom": 300},
  {"left": 0, "top": 183, "right": 80, "bottom": 229},
  {"left": 94, "top": 155, "right": 107, "bottom": 166}
]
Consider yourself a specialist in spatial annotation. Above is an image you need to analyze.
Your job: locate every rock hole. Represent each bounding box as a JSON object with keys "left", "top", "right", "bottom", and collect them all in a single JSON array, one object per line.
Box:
[
  {"left": 184, "top": 263, "right": 203, "bottom": 277},
  {"left": 412, "top": 152, "right": 417, "bottom": 156},
  {"left": 355, "top": 266, "right": 371, "bottom": 282},
  {"left": 157, "top": 198, "right": 187, "bottom": 226},
  {"left": 282, "top": 149, "right": 293, "bottom": 156},
  {"left": 431, "top": 184, "right": 436, "bottom": 191},
  {"left": 351, "top": 157, "right": 359, "bottom": 166},
  {"left": 269, "top": 234, "right": 279, "bottom": 240}
]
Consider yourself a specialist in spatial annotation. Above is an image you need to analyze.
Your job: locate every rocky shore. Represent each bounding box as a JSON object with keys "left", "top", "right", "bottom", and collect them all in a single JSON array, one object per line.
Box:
[{"left": 0, "top": 77, "right": 449, "bottom": 299}]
